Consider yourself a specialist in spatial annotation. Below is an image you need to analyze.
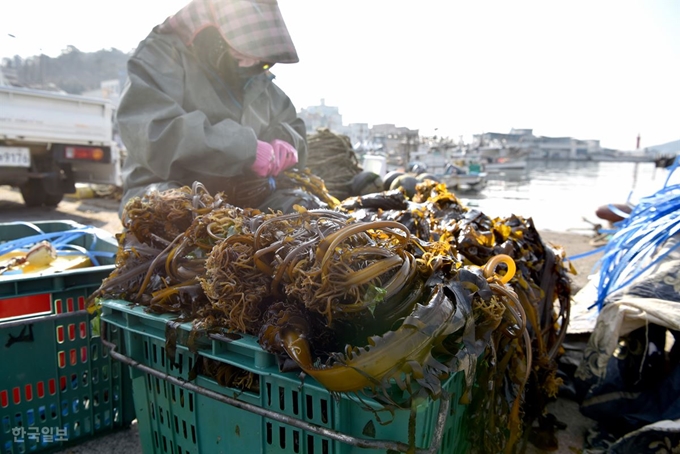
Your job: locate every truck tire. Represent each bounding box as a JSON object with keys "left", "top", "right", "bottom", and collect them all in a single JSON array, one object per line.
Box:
[
  {"left": 383, "top": 171, "right": 404, "bottom": 191},
  {"left": 44, "top": 191, "right": 65, "bottom": 207},
  {"left": 416, "top": 173, "right": 441, "bottom": 183},
  {"left": 20, "top": 180, "right": 46, "bottom": 207},
  {"left": 390, "top": 175, "right": 418, "bottom": 199},
  {"left": 350, "top": 171, "right": 383, "bottom": 196},
  {"left": 20, "top": 179, "right": 64, "bottom": 207}
]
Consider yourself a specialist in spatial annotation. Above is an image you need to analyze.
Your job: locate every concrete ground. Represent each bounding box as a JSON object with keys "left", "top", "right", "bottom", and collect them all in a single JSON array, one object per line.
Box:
[{"left": 1, "top": 186, "right": 603, "bottom": 453}]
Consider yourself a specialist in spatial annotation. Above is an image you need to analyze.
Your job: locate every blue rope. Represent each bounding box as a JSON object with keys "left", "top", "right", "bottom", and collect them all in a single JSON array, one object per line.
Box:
[
  {"left": 0, "top": 225, "right": 116, "bottom": 267},
  {"left": 607, "top": 203, "right": 632, "bottom": 219},
  {"left": 567, "top": 246, "right": 607, "bottom": 261},
  {"left": 589, "top": 166, "right": 680, "bottom": 310}
]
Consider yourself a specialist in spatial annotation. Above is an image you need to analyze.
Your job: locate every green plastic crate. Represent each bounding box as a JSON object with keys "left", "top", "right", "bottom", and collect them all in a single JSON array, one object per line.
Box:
[
  {"left": 101, "top": 300, "right": 470, "bottom": 454},
  {"left": 0, "top": 221, "right": 135, "bottom": 454}
]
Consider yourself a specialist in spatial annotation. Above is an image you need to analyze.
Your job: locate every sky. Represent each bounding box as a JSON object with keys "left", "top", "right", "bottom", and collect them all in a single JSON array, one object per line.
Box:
[{"left": 2, "top": 0, "right": 679, "bottom": 150}]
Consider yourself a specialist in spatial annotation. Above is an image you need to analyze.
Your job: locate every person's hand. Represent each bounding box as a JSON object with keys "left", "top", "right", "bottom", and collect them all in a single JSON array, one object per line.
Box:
[
  {"left": 251, "top": 140, "right": 298, "bottom": 177},
  {"left": 270, "top": 139, "right": 298, "bottom": 176},
  {"left": 251, "top": 140, "right": 276, "bottom": 177}
]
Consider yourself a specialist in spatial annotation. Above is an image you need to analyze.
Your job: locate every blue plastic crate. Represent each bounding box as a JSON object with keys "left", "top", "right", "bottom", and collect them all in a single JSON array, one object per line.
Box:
[{"left": 101, "top": 299, "right": 470, "bottom": 454}]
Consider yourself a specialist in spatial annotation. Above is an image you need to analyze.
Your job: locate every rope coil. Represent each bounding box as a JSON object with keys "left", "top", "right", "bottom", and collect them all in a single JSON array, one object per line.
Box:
[
  {"left": 0, "top": 223, "right": 115, "bottom": 267},
  {"left": 589, "top": 156, "right": 680, "bottom": 309}
]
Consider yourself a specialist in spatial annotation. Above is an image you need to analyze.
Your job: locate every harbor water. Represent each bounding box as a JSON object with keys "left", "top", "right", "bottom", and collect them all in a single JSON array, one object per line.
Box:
[{"left": 458, "top": 160, "right": 677, "bottom": 234}]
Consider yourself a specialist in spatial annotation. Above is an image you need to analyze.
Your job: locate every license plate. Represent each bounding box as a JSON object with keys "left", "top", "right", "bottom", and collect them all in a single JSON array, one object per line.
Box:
[{"left": 0, "top": 147, "right": 31, "bottom": 167}]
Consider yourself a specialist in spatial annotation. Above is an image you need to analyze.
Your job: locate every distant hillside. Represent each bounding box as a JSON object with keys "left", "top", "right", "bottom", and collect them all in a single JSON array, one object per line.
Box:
[
  {"left": 647, "top": 139, "right": 680, "bottom": 155},
  {"left": 1, "top": 46, "right": 130, "bottom": 95}
]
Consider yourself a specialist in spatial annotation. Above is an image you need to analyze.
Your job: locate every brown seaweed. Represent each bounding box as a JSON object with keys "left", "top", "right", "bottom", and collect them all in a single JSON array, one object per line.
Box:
[{"left": 90, "top": 178, "right": 573, "bottom": 454}]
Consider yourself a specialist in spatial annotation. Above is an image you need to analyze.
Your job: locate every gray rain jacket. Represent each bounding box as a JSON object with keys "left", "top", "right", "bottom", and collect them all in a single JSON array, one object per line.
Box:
[{"left": 116, "top": 29, "right": 307, "bottom": 210}]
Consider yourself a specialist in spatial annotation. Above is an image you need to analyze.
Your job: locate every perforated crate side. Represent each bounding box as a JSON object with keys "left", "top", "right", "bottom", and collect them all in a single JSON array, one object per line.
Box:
[
  {"left": 1, "top": 300, "right": 135, "bottom": 454},
  {"left": 103, "top": 301, "right": 471, "bottom": 454},
  {"left": 0, "top": 220, "right": 134, "bottom": 454}
]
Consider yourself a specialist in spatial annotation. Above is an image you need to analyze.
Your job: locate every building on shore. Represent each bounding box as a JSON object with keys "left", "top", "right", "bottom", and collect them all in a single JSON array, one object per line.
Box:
[
  {"left": 472, "top": 129, "right": 602, "bottom": 161},
  {"left": 298, "top": 100, "right": 418, "bottom": 162},
  {"left": 369, "top": 124, "right": 419, "bottom": 165},
  {"left": 471, "top": 129, "right": 659, "bottom": 162},
  {"left": 297, "top": 99, "right": 662, "bottom": 165},
  {"left": 298, "top": 99, "right": 344, "bottom": 135}
]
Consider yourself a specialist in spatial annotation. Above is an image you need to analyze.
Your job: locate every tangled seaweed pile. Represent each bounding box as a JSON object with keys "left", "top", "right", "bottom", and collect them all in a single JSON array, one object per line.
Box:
[
  {"left": 306, "top": 128, "right": 383, "bottom": 200},
  {"left": 90, "top": 176, "right": 572, "bottom": 453},
  {"left": 340, "top": 181, "right": 572, "bottom": 451}
]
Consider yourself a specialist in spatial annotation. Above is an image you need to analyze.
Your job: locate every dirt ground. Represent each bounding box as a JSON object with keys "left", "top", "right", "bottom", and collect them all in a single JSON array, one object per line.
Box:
[
  {"left": 1, "top": 185, "right": 603, "bottom": 454},
  {"left": 0, "top": 186, "right": 124, "bottom": 235}
]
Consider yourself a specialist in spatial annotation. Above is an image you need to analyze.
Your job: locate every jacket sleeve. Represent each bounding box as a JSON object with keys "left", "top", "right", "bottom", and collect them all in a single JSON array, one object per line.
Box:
[
  {"left": 257, "top": 82, "right": 309, "bottom": 170},
  {"left": 117, "top": 36, "right": 258, "bottom": 186}
]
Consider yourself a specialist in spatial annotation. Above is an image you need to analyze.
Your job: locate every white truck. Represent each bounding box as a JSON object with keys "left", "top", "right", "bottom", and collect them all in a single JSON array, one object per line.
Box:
[{"left": 0, "top": 85, "right": 122, "bottom": 207}]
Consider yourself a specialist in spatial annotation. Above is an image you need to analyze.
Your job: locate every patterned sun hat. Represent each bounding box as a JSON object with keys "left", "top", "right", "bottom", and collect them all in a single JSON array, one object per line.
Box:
[{"left": 161, "top": 0, "right": 299, "bottom": 64}]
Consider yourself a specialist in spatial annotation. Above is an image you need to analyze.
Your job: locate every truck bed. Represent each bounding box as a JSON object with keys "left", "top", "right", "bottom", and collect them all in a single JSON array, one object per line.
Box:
[{"left": 0, "top": 86, "right": 114, "bottom": 145}]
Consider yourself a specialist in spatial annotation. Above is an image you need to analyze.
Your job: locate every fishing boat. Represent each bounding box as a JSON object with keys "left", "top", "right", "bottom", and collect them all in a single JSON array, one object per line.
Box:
[
  {"left": 654, "top": 154, "right": 679, "bottom": 168},
  {"left": 484, "top": 157, "right": 528, "bottom": 172},
  {"left": 454, "top": 135, "right": 531, "bottom": 172},
  {"left": 438, "top": 163, "right": 487, "bottom": 192}
]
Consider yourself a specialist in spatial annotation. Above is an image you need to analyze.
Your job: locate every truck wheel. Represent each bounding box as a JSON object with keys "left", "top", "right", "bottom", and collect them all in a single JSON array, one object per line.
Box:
[
  {"left": 43, "top": 192, "right": 64, "bottom": 207},
  {"left": 20, "top": 180, "right": 64, "bottom": 207},
  {"left": 20, "top": 180, "right": 46, "bottom": 207}
]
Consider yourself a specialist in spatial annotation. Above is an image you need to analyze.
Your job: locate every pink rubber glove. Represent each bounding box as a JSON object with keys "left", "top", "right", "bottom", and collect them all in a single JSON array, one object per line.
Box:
[
  {"left": 270, "top": 139, "right": 298, "bottom": 176},
  {"left": 251, "top": 140, "right": 275, "bottom": 177}
]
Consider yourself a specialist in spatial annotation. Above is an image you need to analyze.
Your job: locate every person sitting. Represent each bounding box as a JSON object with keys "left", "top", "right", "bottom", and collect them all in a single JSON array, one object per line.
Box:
[{"left": 116, "top": 0, "right": 307, "bottom": 215}]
